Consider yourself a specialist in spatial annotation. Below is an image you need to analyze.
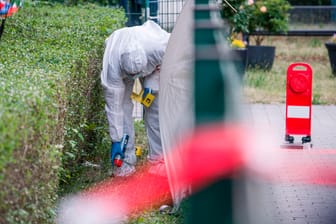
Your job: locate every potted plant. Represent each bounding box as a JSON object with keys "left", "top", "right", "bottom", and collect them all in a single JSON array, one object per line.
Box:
[
  {"left": 229, "top": 35, "right": 248, "bottom": 79},
  {"left": 325, "top": 33, "right": 336, "bottom": 76},
  {"left": 246, "top": 0, "right": 291, "bottom": 70},
  {"left": 221, "top": 0, "right": 291, "bottom": 71},
  {"left": 222, "top": 0, "right": 249, "bottom": 78}
]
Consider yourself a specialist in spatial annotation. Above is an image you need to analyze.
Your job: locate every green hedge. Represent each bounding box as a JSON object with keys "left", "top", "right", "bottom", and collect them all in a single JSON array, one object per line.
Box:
[{"left": 0, "top": 2, "right": 126, "bottom": 223}]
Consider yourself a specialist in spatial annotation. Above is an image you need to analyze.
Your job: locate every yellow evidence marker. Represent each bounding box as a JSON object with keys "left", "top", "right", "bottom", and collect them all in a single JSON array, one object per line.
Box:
[
  {"left": 131, "top": 89, "right": 155, "bottom": 108},
  {"left": 135, "top": 146, "right": 142, "bottom": 157}
]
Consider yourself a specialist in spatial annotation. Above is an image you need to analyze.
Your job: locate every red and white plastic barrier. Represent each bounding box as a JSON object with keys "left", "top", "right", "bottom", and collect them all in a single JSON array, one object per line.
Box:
[{"left": 285, "top": 62, "right": 313, "bottom": 144}]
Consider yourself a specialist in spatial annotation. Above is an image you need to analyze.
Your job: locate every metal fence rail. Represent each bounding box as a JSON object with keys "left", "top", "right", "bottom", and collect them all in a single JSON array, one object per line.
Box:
[
  {"left": 290, "top": 6, "right": 336, "bottom": 25},
  {"left": 251, "top": 5, "right": 336, "bottom": 36}
]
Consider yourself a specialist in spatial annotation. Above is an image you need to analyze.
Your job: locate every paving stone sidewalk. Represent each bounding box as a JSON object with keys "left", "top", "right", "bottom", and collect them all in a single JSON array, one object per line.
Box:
[{"left": 238, "top": 104, "right": 336, "bottom": 224}]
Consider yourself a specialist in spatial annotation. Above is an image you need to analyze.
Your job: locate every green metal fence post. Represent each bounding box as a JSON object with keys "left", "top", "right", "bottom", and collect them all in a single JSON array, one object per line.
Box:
[{"left": 186, "top": 0, "right": 240, "bottom": 223}]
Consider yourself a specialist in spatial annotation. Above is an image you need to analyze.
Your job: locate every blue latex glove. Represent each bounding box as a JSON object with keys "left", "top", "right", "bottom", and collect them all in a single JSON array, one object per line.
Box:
[
  {"left": 110, "top": 142, "right": 123, "bottom": 166},
  {"left": 110, "top": 134, "right": 129, "bottom": 167}
]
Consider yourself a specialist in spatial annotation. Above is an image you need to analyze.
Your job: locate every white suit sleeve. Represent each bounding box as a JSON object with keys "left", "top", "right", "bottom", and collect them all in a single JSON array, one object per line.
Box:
[
  {"left": 103, "top": 82, "right": 125, "bottom": 142},
  {"left": 101, "top": 33, "right": 125, "bottom": 142}
]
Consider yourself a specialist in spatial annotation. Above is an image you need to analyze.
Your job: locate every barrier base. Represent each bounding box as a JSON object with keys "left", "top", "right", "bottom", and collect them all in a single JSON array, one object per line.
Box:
[{"left": 280, "top": 142, "right": 313, "bottom": 150}]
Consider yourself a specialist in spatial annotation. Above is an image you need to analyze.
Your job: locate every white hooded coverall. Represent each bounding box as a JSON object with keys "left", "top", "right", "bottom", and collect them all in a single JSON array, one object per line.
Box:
[{"left": 101, "top": 20, "right": 170, "bottom": 176}]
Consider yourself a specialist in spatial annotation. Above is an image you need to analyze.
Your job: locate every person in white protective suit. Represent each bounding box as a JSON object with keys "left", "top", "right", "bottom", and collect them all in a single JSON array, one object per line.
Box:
[{"left": 101, "top": 20, "right": 170, "bottom": 177}]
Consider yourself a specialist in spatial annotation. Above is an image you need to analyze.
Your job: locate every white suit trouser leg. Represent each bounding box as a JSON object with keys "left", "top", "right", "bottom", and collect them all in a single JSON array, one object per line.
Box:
[{"left": 143, "top": 91, "right": 163, "bottom": 163}]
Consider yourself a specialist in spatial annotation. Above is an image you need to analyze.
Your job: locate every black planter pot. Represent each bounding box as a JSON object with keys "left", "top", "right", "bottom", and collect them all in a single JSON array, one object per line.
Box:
[
  {"left": 247, "top": 45, "right": 275, "bottom": 71},
  {"left": 231, "top": 48, "right": 247, "bottom": 80},
  {"left": 325, "top": 42, "right": 336, "bottom": 76}
]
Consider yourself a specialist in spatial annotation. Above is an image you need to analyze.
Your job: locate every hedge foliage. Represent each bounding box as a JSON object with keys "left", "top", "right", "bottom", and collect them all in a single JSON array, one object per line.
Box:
[{"left": 0, "top": 2, "right": 126, "bottom": 223}]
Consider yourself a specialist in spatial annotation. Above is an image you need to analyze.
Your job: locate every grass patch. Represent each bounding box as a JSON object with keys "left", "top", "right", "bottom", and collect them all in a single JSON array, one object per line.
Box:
[
  {"left": 128, "top": 210, "right": 183, "bottom": 224},
  {"left": 128, "top": 195, "right": 189, "bottom": 224},
  {"left": 243, "top": 36, "right": 336, "bottom": 104}
]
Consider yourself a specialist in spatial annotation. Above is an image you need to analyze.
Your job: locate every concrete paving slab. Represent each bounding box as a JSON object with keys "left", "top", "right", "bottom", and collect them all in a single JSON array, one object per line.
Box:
[{"left": 238, "top": 104, "right": 336, "bottom": 224}]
